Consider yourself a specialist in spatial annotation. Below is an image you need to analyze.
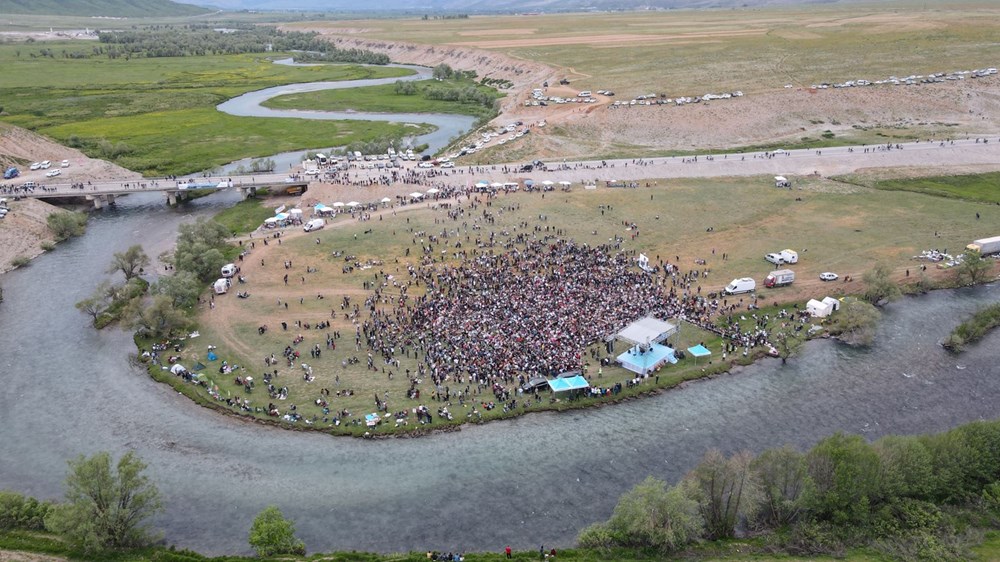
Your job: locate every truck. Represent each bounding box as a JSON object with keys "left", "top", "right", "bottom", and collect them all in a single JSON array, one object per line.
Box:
[
  {"left": 764, "top": 269, "right": 795, "bottom": 288},
  {"left": 725, "top": 277, "right": 756, "bottom": 295},
  {"left": 967, "top": 236, "right": 1000, "bottom": 256},
  {"left": 765, "top": 249, "right": 799, "bottom": 265}
]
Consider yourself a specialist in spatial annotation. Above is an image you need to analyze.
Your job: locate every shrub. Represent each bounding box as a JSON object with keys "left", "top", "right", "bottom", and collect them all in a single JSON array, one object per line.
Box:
[
  {"left": 0, "top": 491, "right": 52, "bottom": 530},
  {"left": 46, "top": 211, "right": 87, "bottom": 241}
]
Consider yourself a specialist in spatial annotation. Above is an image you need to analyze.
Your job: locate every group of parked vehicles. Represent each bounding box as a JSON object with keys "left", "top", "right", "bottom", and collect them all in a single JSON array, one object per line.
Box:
[{"left": 719, "top": 248, "right": 840, "bottom": 295}]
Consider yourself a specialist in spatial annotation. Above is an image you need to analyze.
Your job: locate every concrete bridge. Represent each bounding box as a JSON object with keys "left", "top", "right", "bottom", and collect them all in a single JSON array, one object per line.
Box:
[{"left": 23, "top": 174, "right": 309, "bottom": 208}]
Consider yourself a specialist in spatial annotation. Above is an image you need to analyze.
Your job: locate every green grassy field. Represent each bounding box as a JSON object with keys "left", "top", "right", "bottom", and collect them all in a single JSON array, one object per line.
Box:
[
  {"left": 865, "top": 172, "right": 1000, "bottom": 204},
  {"left": 262, "top": 78, "right": 504, "bottom": 120},
  {"left": 297, "top": 2, "right": 1000, "bottom": 97},
  {"left": 168, "top": 174, "right": 1000, "bottom": 436},
  {"left": 0, "top": 43, "right": 430, "bottom": 175}
]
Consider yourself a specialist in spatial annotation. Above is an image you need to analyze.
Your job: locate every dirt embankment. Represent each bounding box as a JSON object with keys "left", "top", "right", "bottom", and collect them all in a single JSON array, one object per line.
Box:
[
  {"left": 282, "top": 31, "right": 1000, "bottom": 160},
  {"left": 0, "top": 125, "right": 141, "bottom": 273}
]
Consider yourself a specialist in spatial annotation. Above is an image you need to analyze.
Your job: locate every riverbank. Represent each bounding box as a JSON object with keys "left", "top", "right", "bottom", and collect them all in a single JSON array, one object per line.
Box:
[{"left": 151, "top": 169, "right": 996, "bottom": 437}]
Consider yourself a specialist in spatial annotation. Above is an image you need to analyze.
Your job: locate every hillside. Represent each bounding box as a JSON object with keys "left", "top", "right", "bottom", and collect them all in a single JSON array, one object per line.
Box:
[
  {"left": 0, "top": 0, "right": 211, "bottom": 17},
  {"left": 178, "top": 0, "right": 854, "bottom": 13}
]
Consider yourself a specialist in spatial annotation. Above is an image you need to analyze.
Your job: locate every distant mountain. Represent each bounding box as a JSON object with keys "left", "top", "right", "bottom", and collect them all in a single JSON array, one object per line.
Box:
[
  {"left": 0, "top": 0, "right": 211, "bottom": 17},
  {"left": 173, "top": 0, "right": 842, "bottom": 13}
]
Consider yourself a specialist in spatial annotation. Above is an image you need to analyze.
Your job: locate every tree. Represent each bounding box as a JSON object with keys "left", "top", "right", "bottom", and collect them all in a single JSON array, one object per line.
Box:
[
  {"left": 578, "top": 476, "right": 702, "bottom": 552},
  {"left": 862, "top": 263, "right": 901, "bottom": 306},
  {"left": 432, "top": 63, "right": 454, "bottom": 80},
  {"left": 108, "top": 245, "right": 149, "bottom": 281},
  {"left": 173, "top": 218, "right": 231, "bottom": 282},
  {"left": 806, "top": 433, "right": 883, "bottom": 525},
  {"left": 751, "top": 445, "right": 812, "bottom": 528},
  {"left": 686, "top": 449, "right": 758, "bottom": 540},
  {"left": 827, "top": 299, "right": 881, "bottom": 347},
  {"left": 248, "top": 505, "right": 305, "bottom": 557},
  {"left": 154, "top": 270, "right": 203, "bottom": 309},
  {"left": 75, "top": 280, "right": 112, "bottom": 323},
  {"left": 772, "top": 329, "right": 803, "bottom": 364},
  {"left": 873, "top": 435, "right": 933, "bottom": 501},
  {"left": 125, "top": 294, "right": 189, "bottom": 338},
  {"left": 44, "top": 451, "right": 161, "bottom": 552},
  {"left": 955, "top": 249, "right": 993, "bottom": 286}
]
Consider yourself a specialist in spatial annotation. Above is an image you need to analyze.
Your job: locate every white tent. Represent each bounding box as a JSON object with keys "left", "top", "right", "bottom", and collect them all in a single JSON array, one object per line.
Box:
[
  {"left": 807, "top": 298, "right": 833, "bottom": 318},
  {"left": 263, "top": 217, "right": 279, "bottom": 225},
  {"left": 380, "top": 197, "right": 392, "bottom": 203},
  {"left": 409, "top": 192, "right": 424, "bottom": 198},
  {"left": 170, "top": 364, "right": 187, "bottom": 375},
  {"left": 491, "top": 182, "right": 504, "bottom": 188},
  {"left": 347, "top": 201, "right": 360, "bottom": 207},
  {"left": 332, "top": 201, "right": 345, "bottom": 208},
  {"left": 426, "top": 188, "right": 440, "bottom": 194},
  {"left": 559, "top": 180, "right": 572, "bottom": 186},
  {"left": 822, "top": 297, "right": 841, "bottom": 312},
  {"left": 541, "top": 180, "right": 555, "bottom": 186},
  {"left": 616, "top": 316, "right": 678, "bottom": 346}
]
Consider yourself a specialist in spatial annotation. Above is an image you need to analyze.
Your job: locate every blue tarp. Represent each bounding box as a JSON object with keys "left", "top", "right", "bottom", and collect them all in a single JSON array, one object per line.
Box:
[
  {"left": 687, "top": 344, "right": 712, "bottom": 358},
  {"left": 548, "top": 375, "right": 590, "bottom": 392},
  {"left": 206, "top": 351, "right": 217, "bottom": 362}
]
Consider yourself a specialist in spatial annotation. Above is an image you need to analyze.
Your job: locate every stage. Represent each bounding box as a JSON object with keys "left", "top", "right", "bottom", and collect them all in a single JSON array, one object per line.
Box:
[{"left": 617, "top": 343, "right": 677, "bottom": 376}]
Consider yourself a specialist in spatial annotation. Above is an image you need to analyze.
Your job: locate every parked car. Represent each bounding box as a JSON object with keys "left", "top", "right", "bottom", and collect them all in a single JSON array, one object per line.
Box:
[
  {"left": 820, "top": 272, "right": 839, "bottom": 281},
  {"left": 45, "top": 169, "right": 61, "bottom": 177},
  {"left": 440, "top": 161, "right": 454, "bottom": 168}
]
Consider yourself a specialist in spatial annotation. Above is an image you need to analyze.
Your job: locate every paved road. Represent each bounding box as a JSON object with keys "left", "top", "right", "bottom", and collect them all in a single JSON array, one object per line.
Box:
[{"left": 12, "top": 138, "right": 1000, "bottom": 198}]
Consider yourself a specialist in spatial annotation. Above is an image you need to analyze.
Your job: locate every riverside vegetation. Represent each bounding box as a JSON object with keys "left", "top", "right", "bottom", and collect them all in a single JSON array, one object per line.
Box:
[
  {"left": 7, "top": 419, "right": 1000, "bottom": 560},
  {"left": 0, "top": 26, "right": 423, "bottom": 176}
]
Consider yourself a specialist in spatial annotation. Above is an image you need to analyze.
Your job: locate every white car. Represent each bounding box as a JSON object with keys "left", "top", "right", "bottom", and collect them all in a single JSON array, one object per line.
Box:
[
  {"left": 30, "top": 162, "right": 41, "bottom": 171},
  {"left": 819, "top": 272, "right": 839, "bottom": 282},
  {"left": 60, "top": 160, "right": 70, "bottom": 168},
  {"left": 441, "top": 161, "right": 454, "bottom": 168},
  {"left": 417, "top": 162, "right": 434, "bottom": 168},
  {"left": 46, "top": 169, "right": 61, "bottom": 177},
  {"left": 40, "top": 161, "right": 51, "bottom": 169}
]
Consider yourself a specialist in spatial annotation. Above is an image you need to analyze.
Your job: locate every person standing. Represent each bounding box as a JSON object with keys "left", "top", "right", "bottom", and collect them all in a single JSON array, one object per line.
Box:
[{"left": 505, "top": 545, "right": 512, "bottom": 559}]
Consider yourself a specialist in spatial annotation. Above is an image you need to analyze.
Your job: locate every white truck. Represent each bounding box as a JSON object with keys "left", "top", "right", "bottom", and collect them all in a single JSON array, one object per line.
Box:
[
  {"left": 303, "top": 218, "right": 325, "bottom": 232},
  {"left": 725, "top": 277, "right": 756, "bottom": 295},
  {"left": 765, "top": 249, "right": 799, "bottom": 265},
  {"left": 967, "top": 235, "right": 1000, "bottom": 256},
  {"left": 764, "top": 269, "right": 795, "bottom": 288}
]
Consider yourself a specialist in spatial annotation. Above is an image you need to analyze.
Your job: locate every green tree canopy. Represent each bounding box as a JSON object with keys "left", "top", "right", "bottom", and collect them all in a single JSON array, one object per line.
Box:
[
  {"left": 248, "top": 505, "right": 305, "bottom": 557},
  {"left": 44, "top": 451, "right": 161, "bottom": 552},
  {"left": 108, "top": 245, "right": 150, "bottom": 281}
]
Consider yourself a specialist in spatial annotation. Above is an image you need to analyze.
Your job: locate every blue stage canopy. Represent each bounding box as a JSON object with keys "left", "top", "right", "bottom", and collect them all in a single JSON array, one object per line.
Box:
[{"left": 548, "top": 375, "right": 590, "bottom": 392}]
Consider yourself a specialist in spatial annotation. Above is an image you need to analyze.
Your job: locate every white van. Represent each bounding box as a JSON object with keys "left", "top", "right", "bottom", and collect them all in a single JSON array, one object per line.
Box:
[
  {"left": 725, "top": 277, "right": 756, "bottom": 295},
  {"left": 303, "top": 218, "right": 325, "bottom": 232},
  {"left": 221, "top": 263, "right": 237, "bottom": 278},
  {"left": 578, "top": 90, "right": 592, "bottom": 97},
  {"left": 213, "top": 278, "right": 230, "bottom": 295}
]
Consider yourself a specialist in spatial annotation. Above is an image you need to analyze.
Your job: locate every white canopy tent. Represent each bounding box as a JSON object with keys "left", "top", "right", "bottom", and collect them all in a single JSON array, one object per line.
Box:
[
  {"left": 426, "top": 188, "right": 440, "bottom": 194},
  {"left": 616, "top": 316, "right": 678, "bottom": 346},
  {"left": 380, "top": 197, "right": 392, "bottom": 203},
  {"left": 807, "top": 299, "right": 833, "bottom": 318},
  {"left": 409, "top": 192, "right": 424, "bottom": 198}
]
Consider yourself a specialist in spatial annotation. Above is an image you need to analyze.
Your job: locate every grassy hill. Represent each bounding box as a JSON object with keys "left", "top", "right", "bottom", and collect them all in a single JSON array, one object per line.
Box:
[{"left": 0, "top": 0, "right": 211, "bottom": 17}]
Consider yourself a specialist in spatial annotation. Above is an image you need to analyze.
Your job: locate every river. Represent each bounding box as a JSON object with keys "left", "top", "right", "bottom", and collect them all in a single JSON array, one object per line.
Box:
[
  {"left": 214, "top": 61, "right": 478, "bottom": 174},
  {"left": 1, "top": 188, "right": 998, "bottom": 556}
]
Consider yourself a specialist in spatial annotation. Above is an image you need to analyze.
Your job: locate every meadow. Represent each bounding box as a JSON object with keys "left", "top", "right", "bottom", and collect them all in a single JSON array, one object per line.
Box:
[
  {"left": 298, "top": 2, "right": 1000, "bottom": 97},
  {"left": 0, "top": 43, "right": 426, "bottom": 175},
  {"left": 262, "top": 78, "right": 504, "bottom": 121},
  {"left": 169, "top": 173, "right": 998, "bottom": 436}
]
